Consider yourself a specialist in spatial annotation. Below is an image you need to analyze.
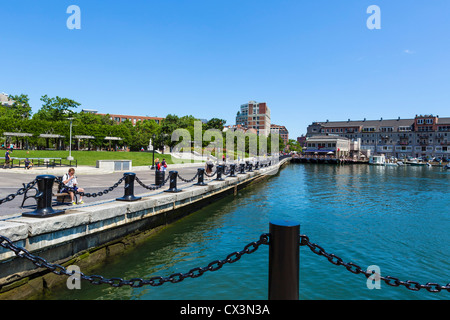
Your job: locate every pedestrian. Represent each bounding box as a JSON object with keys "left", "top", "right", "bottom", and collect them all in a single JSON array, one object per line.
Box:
[
  {"left": 155, "top": 158, "right": 161, "bottom": 171},
  {"left": 62, "top": 168, "right": 85, "bottom": 205},
  {"left": 3, "top": 149, "right": 11, "bottom": 169},
  {"left": 205, "top": 157, "right": 213, "bottom": 179},
  {"left": 161, "top": 158, "right": 167, "bottom": 172},
  {"left": 24, "top": 158, "right": 33, "bottom": 170}
]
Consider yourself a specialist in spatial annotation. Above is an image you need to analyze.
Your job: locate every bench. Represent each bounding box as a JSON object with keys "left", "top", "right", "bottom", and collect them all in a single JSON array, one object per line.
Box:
[
  {"left": 20, "top": 177, "right": 78, "bottom": 208},
  {"left": 53, "top": 177, "right": 78, "bottom": 204}
]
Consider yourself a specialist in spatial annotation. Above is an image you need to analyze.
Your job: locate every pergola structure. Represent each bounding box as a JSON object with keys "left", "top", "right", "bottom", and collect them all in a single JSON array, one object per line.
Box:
[
  {"left": 2, "top": 132, "right": 33, "bottom": 149},
  {"left": 74, "top": 135, "right": 95, "bottom": 151},
  {"left": 39, "top": 133, "right": 66, "bottom": 150},
  {"left": 105, "top": 136, "right": 123, "bottom": 150}
]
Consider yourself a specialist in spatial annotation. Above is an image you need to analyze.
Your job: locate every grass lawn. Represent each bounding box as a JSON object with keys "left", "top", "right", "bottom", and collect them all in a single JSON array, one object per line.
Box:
[{"left": 7, "top": 150, "right": 175, "bottom": 167}]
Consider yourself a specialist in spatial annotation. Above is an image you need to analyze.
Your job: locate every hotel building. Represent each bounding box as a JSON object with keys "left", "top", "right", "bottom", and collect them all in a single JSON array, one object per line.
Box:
[
  {"left": 306, "top": 114, "right": 450, "bottom": 158},
  {"left": 236, "top": 101, "right": 271, "bottom": 136}
]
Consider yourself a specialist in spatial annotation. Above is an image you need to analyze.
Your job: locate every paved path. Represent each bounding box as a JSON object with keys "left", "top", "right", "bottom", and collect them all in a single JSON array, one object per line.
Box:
[{"left": 0, "top": 163, "right": 213, "bottom": 218}]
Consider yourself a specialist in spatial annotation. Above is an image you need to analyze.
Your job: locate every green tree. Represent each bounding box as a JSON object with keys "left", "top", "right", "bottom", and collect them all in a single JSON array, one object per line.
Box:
[{"left": 33, "top": 95, "right": 80, "bottom": 121}]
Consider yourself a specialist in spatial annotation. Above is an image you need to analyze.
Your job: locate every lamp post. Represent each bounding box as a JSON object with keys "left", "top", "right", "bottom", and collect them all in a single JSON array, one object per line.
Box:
[
  {"left": 67, "top": 117, "right": 74, "bottom": 161},
  {"left": 151, "top": 134, "right": 156, "bottom": 169}
]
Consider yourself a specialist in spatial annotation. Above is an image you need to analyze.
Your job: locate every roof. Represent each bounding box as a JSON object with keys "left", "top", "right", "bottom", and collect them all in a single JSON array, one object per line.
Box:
[
  {"left": 316, "top": 118, "right": 414, "bottom": 129},
  {"left": 307, "top": 135, "right": 349, "bottom": 142}
]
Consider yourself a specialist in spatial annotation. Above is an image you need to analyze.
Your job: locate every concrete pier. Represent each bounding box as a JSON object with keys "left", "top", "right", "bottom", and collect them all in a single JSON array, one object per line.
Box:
[{"left": 0, "top": 158, "right": 290, "bottom": 299}]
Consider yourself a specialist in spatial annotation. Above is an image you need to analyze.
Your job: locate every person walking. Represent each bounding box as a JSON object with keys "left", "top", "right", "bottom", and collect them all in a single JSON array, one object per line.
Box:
[{"left": 3, "top": 149, "right": 11, "bottom": 169}]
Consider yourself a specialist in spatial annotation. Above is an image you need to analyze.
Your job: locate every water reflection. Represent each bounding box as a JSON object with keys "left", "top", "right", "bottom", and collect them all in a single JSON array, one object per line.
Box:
[{"left": 46, "top": 164, "right": 449, "bottom": 300}]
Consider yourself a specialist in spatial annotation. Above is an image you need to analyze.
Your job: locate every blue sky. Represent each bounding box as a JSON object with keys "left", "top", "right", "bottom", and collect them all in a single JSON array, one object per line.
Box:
[{"left": 1, "top": 0, "right": 450, "bottom": 138}]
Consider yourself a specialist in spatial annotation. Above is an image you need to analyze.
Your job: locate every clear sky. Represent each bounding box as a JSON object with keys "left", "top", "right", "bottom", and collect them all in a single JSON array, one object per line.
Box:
[{"left": 1, "top": 0, "right": 450, "bottom": 138}]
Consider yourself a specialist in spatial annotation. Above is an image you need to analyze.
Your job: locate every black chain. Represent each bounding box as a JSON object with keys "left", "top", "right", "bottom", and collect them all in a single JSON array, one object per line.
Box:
[
  {"left": 177, "top": 172, "right": 199, "bottom": 183},
  {"left": 135, "top": 174, "right": 169, "bottom": 190},
  {"left": 55, "top": 177, "right": 124, "bottom": 198},
  {"left": 0, "top": 233, "right": 269, "bottom": 288},
  {"left": 0, "top": 179, "right": 37, "bottom": 205},
  {"left": 204, "top": 169, "right": 217, "bottom": 177},
  {"left": 299, "top": 235, "right": 450, "bottom": 293}
]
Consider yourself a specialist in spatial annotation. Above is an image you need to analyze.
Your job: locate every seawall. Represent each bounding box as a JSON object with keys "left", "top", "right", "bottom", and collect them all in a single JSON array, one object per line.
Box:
[{"left": 0, "top": 157, "right": 291, "bottom": 299}]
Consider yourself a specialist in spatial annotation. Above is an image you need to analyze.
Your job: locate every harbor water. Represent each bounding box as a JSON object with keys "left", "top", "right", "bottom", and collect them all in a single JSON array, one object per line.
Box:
[{"left": 45, "top": 163, "right": 449, "bottom": 300}]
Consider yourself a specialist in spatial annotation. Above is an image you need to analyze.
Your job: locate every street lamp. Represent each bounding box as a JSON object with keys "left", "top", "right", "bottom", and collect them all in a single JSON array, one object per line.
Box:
[
  {"left": 151, "top": 134, "right": 156, "bottom": 169},
  {"left": 67, "top": 117, "right": 74, "bottom": 161}
]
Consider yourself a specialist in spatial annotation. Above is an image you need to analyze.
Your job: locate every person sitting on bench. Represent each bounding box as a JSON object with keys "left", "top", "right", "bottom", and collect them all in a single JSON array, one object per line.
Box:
[
  {"left": 24, "top": 158, "right": 33, "bottom": 169},
  {"left": 62, "top": 168, "right": 85, "bottom": 205}
]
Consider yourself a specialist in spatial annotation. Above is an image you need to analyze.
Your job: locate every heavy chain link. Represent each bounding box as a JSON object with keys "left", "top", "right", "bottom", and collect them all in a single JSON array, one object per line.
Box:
[
  {"left": 0, "top": 179, "right": 37, "bottom": 206},
  {"left": 177, "top": 172, "right": 199, "bottom": 183},
  {"left": 55, "top": 177, "right": 124, "bottom": 198},
  {"left": 135, "top": 174, "right": 170, "bottom": 190},
  {"left": 299, "top": 235, "right": 450, "bottom": 293},
  {"left": 204, "top": 169, "right": 217, "bottom": 177},
  {"left": 0, "top": 233, "right": 269, "bottom": 288}
]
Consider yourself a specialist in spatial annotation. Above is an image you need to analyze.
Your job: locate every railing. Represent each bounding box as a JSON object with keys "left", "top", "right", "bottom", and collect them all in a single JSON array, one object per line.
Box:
[
  {"left": 0, "top": 157, "right": 285, "bottom": 218},
  {"left": 0, "top": 220, "right": 448, "bottom": 299}
]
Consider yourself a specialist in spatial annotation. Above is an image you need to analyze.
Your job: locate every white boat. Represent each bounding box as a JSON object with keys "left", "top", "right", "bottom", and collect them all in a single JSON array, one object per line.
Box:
[
  {"left": 406, "top": 159, "right": 427, "bottom": 166},
  {"left": 369, "top": 155, "right": 386, "bottom": 166}
]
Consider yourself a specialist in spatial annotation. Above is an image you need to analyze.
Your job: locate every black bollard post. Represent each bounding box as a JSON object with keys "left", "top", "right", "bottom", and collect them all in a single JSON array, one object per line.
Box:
[
  {"left": 239, "top": 163, "right": 245, "bottom": 174},
  {"left": 164, "top": 171, "right": 182, "bottom": 193},
  {"left": 268, "top": 220, "right": 300, "bottom": 300},
  {"left": 116, "top": 172, "right": 142, "bottom": 202},
  {"left": 248, "top": 163, "right": 253, "bottom": 172},
  {"left": 155, "top": 170, "right": 165, "bottom": 186},
  {"left": 194, "top": 168, "right": 206, "bottom": 186},
  {"left": 254, "top": 161, "right": 260, "bottom": 170},
  {"left": 23, "top": 175, "right": 65, "bottom": 218},
  {"left": 215, "top": 165, "right": 224, "bottom": 181},
  {"left": 229, "top": 164, "right": 237, "bottom": 177}
]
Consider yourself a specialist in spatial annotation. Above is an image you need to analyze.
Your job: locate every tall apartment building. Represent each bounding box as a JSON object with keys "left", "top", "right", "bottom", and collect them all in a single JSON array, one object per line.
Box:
[
  {"left": 236, "top": 101, "right": 271, "bottom": 136},
  {"left": 270, "top": 124, "right": 289, "bottom": 145},
  {"left": 306, "top": 114, "right": 450, "bottom": 158}
]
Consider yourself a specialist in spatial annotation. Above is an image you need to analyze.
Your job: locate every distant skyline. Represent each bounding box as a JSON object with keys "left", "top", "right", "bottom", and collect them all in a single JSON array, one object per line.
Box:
[{"left": 2, "top": 0, "right": 450, "bottom": 139}]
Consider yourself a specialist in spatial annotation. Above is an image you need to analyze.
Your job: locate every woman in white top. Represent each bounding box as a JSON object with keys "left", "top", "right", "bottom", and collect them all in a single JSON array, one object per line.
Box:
[{"left": 62, "top": 168, "right": 85, "bottom": 205}]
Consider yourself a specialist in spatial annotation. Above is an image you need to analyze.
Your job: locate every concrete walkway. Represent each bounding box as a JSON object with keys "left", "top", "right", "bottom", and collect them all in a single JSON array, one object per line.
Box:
[{"left": 0, "top": 162, "right": 210, "bottom": 218}]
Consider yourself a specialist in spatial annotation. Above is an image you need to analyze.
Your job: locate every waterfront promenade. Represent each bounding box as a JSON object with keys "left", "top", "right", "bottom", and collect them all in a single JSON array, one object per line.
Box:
[{"left": 0, "top": 162, "right": 202, "bottom": 218}]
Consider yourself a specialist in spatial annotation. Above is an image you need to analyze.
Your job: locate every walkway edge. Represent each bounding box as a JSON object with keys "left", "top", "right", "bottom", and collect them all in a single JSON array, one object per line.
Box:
[{"left": 0, "top": 158, "right": 291, "bottom": 299}]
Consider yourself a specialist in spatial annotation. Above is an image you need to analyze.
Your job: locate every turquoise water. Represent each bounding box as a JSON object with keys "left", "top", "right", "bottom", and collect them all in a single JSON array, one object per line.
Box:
[{"left": 47, "top": 164, "right": 449, "bottom": 300}]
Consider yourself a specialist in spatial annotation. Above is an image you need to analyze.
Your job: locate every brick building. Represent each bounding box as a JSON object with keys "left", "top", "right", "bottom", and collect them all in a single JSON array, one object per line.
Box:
[
  {"left": 236, "top": 101, "right": 271, "bottom": 136},
  {"left": 306, "top": 114, "right": 450, "bottom": 158}
]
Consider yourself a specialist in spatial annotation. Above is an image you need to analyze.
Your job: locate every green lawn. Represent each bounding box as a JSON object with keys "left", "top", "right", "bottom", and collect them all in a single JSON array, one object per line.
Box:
[{"left": 7, "top": 150, "right": 175, "bottom": 167}]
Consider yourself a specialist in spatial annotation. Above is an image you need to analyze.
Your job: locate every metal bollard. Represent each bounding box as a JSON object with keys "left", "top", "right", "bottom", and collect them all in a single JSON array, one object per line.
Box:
[
  {"left": 239, "top": 163, "right": 246, "bottom": 174},
  {"left": 228, "top": 164, "right": 237, "bottom": 177},
  {"left": 116, "top": 172, "right": 142, "bottom": 202},
  {"left": 194, "top": 168, "right": 206, "bottom": 186},
  {"left": 268, "top": 220, "right": 300, "bottom": 300},
  {"left": 248, "top": 163, "right": 253, "bottom": 172},
  {"left": 155, "top": 170, "right": 165, "bottom": 185},
  {"left": 254, "top": 161, "right": 260, "bottom": 170},
  {"left": 22, "top": 175, "right": 65, "bottom": 218},
  {"left": 164, "top": 171, "right": 182, "bottom": 193},
  {"left": 215, "top": 165, "right": 224, "bottom": 181}
]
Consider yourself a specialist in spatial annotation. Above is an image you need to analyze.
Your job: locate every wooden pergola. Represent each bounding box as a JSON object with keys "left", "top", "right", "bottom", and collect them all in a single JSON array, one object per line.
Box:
[
  {"left": 74, "top": 135, "right": 95, "bottom": 151},
  {"left": 39, "top": 133, "right": 66, "bottom": 150},
  {"left": 3, "top": 132, "right": 33, "bottom": 149}
]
